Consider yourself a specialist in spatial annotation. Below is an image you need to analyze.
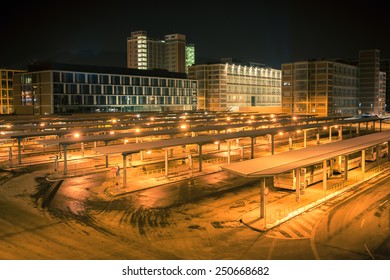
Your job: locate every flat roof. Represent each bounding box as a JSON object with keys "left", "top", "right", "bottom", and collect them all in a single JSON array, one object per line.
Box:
[
  {"left": 26, "top": 63, "right": 188, "bottom": 79},
  {"left": 32, "top": 118, "right": 383, "bottom": 151},
  {"left": 220, "top": 131, "right": 390, "bottom": 177}
]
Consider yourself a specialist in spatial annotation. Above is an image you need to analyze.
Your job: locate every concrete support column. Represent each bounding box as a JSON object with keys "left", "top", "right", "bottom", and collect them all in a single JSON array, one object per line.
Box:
[
  {"left": 94, "top": 141, "right": 97, "bottom": 148},
  {"left": 289, "top": 137, "right": 293, "bottom": 150},
  {"left": 122, "top": 154, "right": 127, "bottom": 188},
  {"left": 372, "top": 121, "right": 375, "bottom": 132},
  {"left": 271, "top": 134, "right": 275, "bottom": 155},
  {"left": 303, "top": 130, "right": 307, "bottom": 148},
  {"left": 361, "top": 149, "right": 366, "bottom": 175},
  {"left": 329, "top": 127, "right": 332, "bottom": 142},
  {"left": 380, "top": 120, "right": 382, "bottom": 132},
  {"left": 357, "top": 123, "right": 360, "bottom": 135},
  {"left": 323, "top": 160, "right": 327, "bottom": 190},
  {"left": 198, "top": 144, "right": 203, "bottom": 172}
]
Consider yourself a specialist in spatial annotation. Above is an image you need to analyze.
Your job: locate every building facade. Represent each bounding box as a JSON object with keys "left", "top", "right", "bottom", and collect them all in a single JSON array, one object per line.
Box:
[
  {"left": 282, "top": 60, "right": 359, "bottom": 116},
  {"left": 380, "top": 59, "right": 390, "bottom": 112},
  {"left": 185, "top": 44, "right": 195, "bottom": 73},
  {"left": 359, "top": 49, "right": 386, "bottom": 116},
  {"left": 13, "top": 63, "right": 197, "bottom": 115},
  {"left": 0, "top": 68, "right": 25, "bottom": 114},
  {"left": 188, "top": 63, "right": 281, "bottom": 113},
  {"left": 127, "top": 31, "right": 189, "bottom": 73}
]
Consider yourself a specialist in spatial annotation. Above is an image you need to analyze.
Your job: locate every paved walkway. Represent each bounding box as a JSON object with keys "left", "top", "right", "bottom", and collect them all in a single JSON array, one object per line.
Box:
[{"left": 7, "top": 146, "right": 390, "bottom": 233}]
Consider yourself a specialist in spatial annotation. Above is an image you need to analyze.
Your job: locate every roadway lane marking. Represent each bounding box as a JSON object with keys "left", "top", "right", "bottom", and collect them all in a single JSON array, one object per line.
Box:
[
  {"left": 379, "top": 199, "right": 388, "bottom": 207},
  {"left": 363, "top": 243, "right": 375, "bottom": 259},
  {"left": 360, "top": 218, "right": 365, "bottom": 228}
]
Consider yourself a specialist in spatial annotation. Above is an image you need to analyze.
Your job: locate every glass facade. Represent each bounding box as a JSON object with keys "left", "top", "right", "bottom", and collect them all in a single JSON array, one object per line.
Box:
[{"left": 13, "top": 66, "right": 197, "bottom": 115}]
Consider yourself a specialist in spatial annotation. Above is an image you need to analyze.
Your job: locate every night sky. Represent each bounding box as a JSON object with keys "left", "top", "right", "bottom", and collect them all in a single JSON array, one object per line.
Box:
[{"left": 2, "top": 0, "right": 389, "bottom": 70}]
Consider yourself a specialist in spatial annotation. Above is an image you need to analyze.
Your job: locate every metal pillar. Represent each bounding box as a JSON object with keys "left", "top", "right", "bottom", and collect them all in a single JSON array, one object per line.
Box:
[
  {"left": 165, "top": 148, "right": 169, "bottom": 177},
  {"left": 338, "top": 126, "right": 342, "bottom": 140},
  {"left": 357, "top": 123, "right": 360, "bottom": 135},
  {"left": 227, "top": 141, "right": 231, "bottom": 164},
  {"left": 323, "top": 160, "right": 327, "bottom": 190},
  {"left": 316, "top": 128, "right": 320, "bottom": 144},
  {"left": 260, "top": 177, "right": 266, "bottom": 218},
  {"left": 344, "top": 155, "right": 348, "bottom": 180},
  {"left": 295, "top": 168, "right": 300, "bottom": 202},
  {"left": 63, "top": 145, "right": 68, "bottom": 175},
  {"left": 250, "top": 137, "right": 254, "bottom": 159},
  {"left": 271, "top": 134, "right": 275, "bottom": 155},
  {"left": 17, "top": 137, "right": 22, "bottom": 165},
  {"left": 198, "top": 144, "right": 203, "bottom": 172},
  {"left": 123, "top": 154, "right": 127, "bottom": 188},
  {"left": 303, "top": 130, "right": 307, "bottom": 148},
  {"left": 81, "top": 142, "right": 84, "bottom": 157},
  {"left": 361, "top": 149, "right": 366, "bottom": 175},
  {"left": 329, "top": 127, "right": 332, "bottom": 142},
  {"left": 105, "top": 142, "right": 109, "bottom": 167}
]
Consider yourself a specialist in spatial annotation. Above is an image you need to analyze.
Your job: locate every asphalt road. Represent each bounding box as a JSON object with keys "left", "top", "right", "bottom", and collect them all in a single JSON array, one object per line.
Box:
[{"left": 0, "top": 162, "right": 389, "bottom": 260}]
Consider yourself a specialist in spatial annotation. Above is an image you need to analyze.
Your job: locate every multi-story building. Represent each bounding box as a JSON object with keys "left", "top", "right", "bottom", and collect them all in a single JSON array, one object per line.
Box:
[
  {"left": 282, "top": 60, "right": 359, "bottom": 116},
  {"left": 127, "top": 31, "right": 190, "bottom": 73},
  {"left": 12, "top": 63, "right": 197, "bottom": 115},
  {"left": 126, "top": 31, "right": 164, "bottom": 70},
  {"left": 164, "top": 34, "right": 186, "bottom": 73},
  {"left": 380, "top": 59, "right": 390, "bottom": 112},
  {"left": 188, "top": 62, "right": 281, "bottom": 113},
  {"left": 0, "top": 68, "right": 25, "bottom": 114},
  {"left": 359, "top": 49, "right": 386, "bottom": 116},
  {"left": 185, "top": 44, "right": 195, "bottom": 74}
]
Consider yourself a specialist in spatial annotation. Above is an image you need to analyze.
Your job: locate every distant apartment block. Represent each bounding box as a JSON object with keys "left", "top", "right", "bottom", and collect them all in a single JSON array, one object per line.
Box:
[
  {"left": 188, "top": 62, "right": 281, "bottom": 113},
  {"left": 127, "top": 31, "right": 192, "bottom": 74},
  {"left": 359, "top": 49, "right": 386, "bottom": 116},
  {"left": 282, "top": 60, "right": 359, "bottom": 116},
  {"left": 13, "top": 63, "right": 197, "bottom": 115},
  {"left": 380, "top": 58, "right": 390, "bottom": 112},
  {"left": 0, "top": 68, "right": 25, "bottom": 114}
]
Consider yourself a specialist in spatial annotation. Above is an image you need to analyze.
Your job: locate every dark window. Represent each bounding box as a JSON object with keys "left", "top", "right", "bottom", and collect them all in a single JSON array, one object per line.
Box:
[
  {"left": 75, "top": 73, "right": 86, "bottom": 83},
  {"left": 100, "top": 75, "right": 109, "bottom": 84},
  {"left": 53, "top": 72, "right": 61, "bottom": 82},
  {"left": 53, "top": 83, "right": 64, "bottom": 94},
  {"left": 88, "top": 74, "right": 98, "bottom": 84},
  {"left": 122, "top": 77, "right": 130, "bottom": 85},
  {"left": 132, "top": 77, "right": 140, "bottom": 85},
  {"left": 111, "top": 75, "right": 120, "bottom": 85}
]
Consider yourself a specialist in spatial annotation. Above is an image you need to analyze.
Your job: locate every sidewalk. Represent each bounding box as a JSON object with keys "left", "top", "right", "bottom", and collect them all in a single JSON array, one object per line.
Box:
[{"left": 240, "top": 161, "right": 390, "bottom": 232}]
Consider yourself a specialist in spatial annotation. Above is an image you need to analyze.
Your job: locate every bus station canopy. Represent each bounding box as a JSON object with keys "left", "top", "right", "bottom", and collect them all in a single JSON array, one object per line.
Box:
[{"left": 220, "top": 130, "right": 390, "bottom": 177}]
